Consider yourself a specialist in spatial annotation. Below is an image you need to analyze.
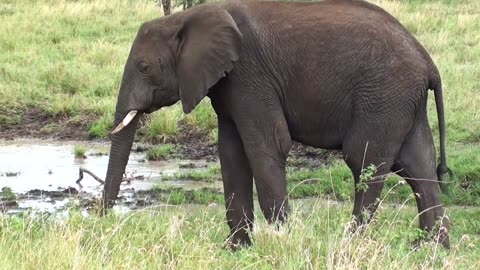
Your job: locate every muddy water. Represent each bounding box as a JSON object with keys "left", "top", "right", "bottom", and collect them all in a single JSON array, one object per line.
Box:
[{"left": 0, "top": 139, "right": 216, "bottom": 213}]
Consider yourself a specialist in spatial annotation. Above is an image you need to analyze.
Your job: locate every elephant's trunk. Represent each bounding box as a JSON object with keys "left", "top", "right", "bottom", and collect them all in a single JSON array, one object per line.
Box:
[{"left": 102, "top": 107, "right": 141, "bottom": 210}]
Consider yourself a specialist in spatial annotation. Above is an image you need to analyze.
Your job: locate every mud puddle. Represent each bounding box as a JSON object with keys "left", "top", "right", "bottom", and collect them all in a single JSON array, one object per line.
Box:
[{"left": 0, "top": 139, "right": 218, "bottom": 214}]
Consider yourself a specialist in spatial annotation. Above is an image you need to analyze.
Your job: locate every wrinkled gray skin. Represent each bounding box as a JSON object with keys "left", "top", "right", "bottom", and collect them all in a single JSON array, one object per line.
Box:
[{"left": 103, "top": 0, "right": 451, "bottom": 249}]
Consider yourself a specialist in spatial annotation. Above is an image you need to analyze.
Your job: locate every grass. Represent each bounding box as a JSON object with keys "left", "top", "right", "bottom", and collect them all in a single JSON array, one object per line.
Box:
[
  {"left": 146, "top": 144, "right": 177, "bottom": 160},
  {"left": 0, "top": 187, "right": 16, "bottom": 201},
  {"left": 1, "top": 0, "right": 480, "bottom": 267},
  {"left": 146, "top": 186, "right": 224, "bottom": 204},
  {"left": 184, "top": 100, "right": 218, "bottom": 134},
  {"left": 0, "top": 0, "right": 162, "bottom": 138},
  {"left": 87, "top": 116, "right": 113, "bottom": 138},
  {"left": 162, "top": 164, "right": 222, "bottom": 182},
  {"left": 1, "top": 0, "right": 477, "bottom": 144},
  {"left": 163, "top": 142, "right": 480, "bottom": 207},
  {"left": 143, "top": 106, "right": 184, "bottom": 141},
  {"left": 0, "top": 199, "right": 479, "bottom": 269},
  {"left": 73, "top": 145, "right": 87, "bottom": 159}
]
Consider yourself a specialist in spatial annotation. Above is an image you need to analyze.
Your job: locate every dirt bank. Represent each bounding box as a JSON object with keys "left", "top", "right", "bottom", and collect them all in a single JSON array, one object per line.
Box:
[{"left": 0, "top": 108, "right": 94, "bottom": 141}]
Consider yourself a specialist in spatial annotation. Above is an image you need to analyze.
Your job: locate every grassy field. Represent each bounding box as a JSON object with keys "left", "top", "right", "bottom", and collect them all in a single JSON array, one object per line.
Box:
[
  {"left": 0, "top": 200, "right": 479, "bottom": 269},
  {"left": 1, "top": 0, "right": 479, "bottom": 142},
  {"left": 1, "top": 0, "right": 480, "bottom": 268}
]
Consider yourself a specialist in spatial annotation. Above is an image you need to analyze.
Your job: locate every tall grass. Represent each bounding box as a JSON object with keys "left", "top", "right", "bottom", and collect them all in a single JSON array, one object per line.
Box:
[
  {"left": 1, "top": 0, "right": 479, "bottom": 143},
  {"left": 144, "top": 105, "right": 184, "bottom": 141},
  {"left": 0, "top": 0, "right": 160, "bottom": 136},
  {"left": 1, "top": 1, "right": 479, "bottom": 267},
  {"left": 0, "top": 198, "right": 478, "bottom": 269}
]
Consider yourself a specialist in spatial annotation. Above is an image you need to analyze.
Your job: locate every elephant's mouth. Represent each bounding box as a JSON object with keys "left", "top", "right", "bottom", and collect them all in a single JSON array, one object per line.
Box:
[{"left": 110, "top": 105, "right": 160, "bottom": 135}]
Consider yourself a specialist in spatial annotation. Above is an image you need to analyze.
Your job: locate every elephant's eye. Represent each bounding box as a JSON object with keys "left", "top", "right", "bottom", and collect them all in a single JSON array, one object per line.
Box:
[{"left": 138, "top": 62, "right": 149, "bottom": 74}]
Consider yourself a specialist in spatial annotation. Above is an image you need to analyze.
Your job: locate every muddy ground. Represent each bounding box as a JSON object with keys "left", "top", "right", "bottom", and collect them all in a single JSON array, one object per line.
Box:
[
  {"left": 0, "top": 109, "right": 341, "bottom": 214},
  {"left": 0, "top": 108, "right": 95, "bottom": 140}
]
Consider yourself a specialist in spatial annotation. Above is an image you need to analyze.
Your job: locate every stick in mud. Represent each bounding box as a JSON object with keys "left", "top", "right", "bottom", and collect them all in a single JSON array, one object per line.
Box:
[
  {"left": 75, "top": 168, "right": 148, "bottom": 190},
  {"left": 76, "top": 168, "right": 105, "bottom": 191}
]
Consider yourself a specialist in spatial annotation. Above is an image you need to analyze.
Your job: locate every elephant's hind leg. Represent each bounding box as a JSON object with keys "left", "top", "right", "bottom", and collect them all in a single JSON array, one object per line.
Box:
[
  {"left": 393, "top": 118, "right": 450, "bottom": 248},
  {"left": 218, "top": 117, "right": 254, "bottom": 249},
  {"left": 342, "top": 120, "right": 404, "bottom": 227}
]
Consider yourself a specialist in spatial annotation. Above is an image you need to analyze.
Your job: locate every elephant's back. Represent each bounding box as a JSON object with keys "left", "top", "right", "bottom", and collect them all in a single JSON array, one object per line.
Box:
[{"left": 227, "top": 0, "right": 434, "bottom": 70}]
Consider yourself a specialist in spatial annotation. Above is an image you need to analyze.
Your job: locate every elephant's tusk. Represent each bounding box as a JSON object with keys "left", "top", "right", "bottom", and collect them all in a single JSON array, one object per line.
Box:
[{"left": 111, "top": 110, "right": 138, "bottom": 134}]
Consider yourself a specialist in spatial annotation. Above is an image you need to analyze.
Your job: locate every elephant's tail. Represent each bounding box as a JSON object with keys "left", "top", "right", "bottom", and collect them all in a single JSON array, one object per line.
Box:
[{"left": 431, "top": 78, "right": 452, "bottom": 195}]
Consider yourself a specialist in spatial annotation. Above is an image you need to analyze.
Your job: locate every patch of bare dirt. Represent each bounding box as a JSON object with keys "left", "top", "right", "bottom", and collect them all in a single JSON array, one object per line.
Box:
[
  {"left": 0, "top": 108, "right": 94, "bottom": 140},
  {"left": 289, "top": 143, "right": 342, "bottom": 169},
  {"left": 174, "top": 122, "right": 218, "bottom": 161}
]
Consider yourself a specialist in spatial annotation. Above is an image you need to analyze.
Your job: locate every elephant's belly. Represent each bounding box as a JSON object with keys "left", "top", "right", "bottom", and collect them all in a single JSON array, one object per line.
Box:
[
  {"left": 283, "top": 85, "right": 352, "bottom": 150},
  {"left": 288, "top": 120, "right": 345, "bottom": 150}
]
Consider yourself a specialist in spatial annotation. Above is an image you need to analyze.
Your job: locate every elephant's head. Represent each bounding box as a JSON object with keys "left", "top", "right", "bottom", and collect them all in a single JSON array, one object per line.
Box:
[{"left": 102, "top": 6, "right": 242, "bottom": 208}]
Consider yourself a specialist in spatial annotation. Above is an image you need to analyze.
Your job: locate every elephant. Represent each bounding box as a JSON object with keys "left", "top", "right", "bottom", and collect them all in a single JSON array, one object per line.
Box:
[{"left": 102, "top": 0, "right": 451, "bottom": 249}]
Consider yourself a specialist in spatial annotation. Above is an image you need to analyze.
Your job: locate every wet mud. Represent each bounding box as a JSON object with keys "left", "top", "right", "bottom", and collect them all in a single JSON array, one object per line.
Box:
[
  {"left": 0, "top": 140, "right": 218, "bottom": 214},
  {"left": 0, "top": 137, "right": 335, "bottom": 215}
]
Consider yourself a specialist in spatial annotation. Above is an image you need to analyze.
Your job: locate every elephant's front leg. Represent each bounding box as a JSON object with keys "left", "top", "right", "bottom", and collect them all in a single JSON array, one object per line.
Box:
[
  {"left": 240, "top": 113, "right": 292, "bottom": 225},
  {"left": 218, "top": 117, "right": 254, "bottom": 249}
]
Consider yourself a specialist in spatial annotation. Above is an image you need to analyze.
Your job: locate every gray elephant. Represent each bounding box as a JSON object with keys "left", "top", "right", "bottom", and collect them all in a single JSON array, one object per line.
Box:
[{"left": 102, "top": 0, "right": 451, "bottom": 249}]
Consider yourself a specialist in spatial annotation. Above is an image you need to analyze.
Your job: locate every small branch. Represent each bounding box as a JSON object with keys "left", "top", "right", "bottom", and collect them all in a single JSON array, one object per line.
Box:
[
  {"left": 75, "top": 168, "right": 147, "bottom": 190},
  {"left": 76, "top": 168, "right": 105, "bottom": 186}
]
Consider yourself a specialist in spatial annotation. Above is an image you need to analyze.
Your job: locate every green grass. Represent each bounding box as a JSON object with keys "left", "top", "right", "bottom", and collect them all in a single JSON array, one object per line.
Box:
[
  {"left": 0, "top": 199, "right": 479, "bottom": 269},
  {"left": 147, "top": 186, "right": 224, "bottom": 204},
  {"left": 284, "top": 143, "right": 480, "bottom": 206},
  {"left": 0, "top": 187, "right": 16, "bottom": 201},
  {"left": 184, "top": 100, "right": 218, "bottom": 133},
  {"left": 0, "top": 0, "right": 476, "bottom": 145},
  {"left": 1, "top": 1, "right": 480, "bottom": 267},
  {"left": 163, "top": 164, "right": 222, "bottom": 182},
  {"left": 87, "top": 115, "right": 113, "bottom": 138},
  {"left": 0, "top": 0, "right": 162, "bottom": 138},
  {"left": 146, "top": 144, "right": 177, "bottom": 160},
  {"left": 161, "top": 141, "right": 480, "bottom": 206},
  {"left": 73, "top": 145, "right": 87, "bottom": 158},
  {"left": 143, "top": 106, "right": 184, "bottom": 141}
]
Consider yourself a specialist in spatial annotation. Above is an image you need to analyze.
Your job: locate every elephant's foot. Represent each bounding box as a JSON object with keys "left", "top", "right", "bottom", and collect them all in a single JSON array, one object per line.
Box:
[
  {"left": 409, "top": 214, "right": 450, "bottom": 250},
  {"left": 426, "top": 215, "right": 450, "bottom": 249},
  {"left": 437, "top": 226, "right": 450, "bottom": 249},
  {"left": 411, "top": 228, "right": 450, "bottom": 250},
  {"left": 347, "top": 213, "right": 375, "bottom": 236},
  {"left": 225, "top": 229, "right": 252, "bottom": 251}
]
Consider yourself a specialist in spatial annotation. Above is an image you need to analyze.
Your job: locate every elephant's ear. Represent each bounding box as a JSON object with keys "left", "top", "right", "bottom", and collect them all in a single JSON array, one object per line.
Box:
[{"left": 175, "top": 8, "right": 242, "bottom": 113}]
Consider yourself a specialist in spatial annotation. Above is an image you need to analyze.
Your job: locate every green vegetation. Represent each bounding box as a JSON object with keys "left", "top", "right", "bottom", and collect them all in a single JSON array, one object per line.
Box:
[
  {"left": 87, "top": 116, "right": 113, "bottom": 138},
  {"left": 73, "top": 145, "right": 87, "bottom": 159},
  {"left": 184, "top": 100, "right": 218, "bottom": 134},
  {"left": 146, "top": 144, "right": 177, "bottom": 160},
  {"left": 285, "top": 143, "right": 480, "bottom": 205},
  {"left": 1, "top": 0, "right": 480, "bottom": 267},
  {"left": 163, "top": 143, "right": 480, "bottom": 206},
  {"left": 0, "top": 201, "right": 479, "bottom": 268},
  {"left": 0, "top": 112, "right": 21, "bottom": 125},
  {"left": 163, "top": 164, "right": 221, "bottom": 182},
  {"left": 1, "top": 0, "right": 478, "bottom": 145},
  {"left": 148, "top": 186, "right": 223, "bottom": 204},
  {"left": 0, "top": 0, "right": 149, "bottom": 134},
  {"left": 143, "top": 106, "right": 184, "bottom": 141},
  {"left": 0, "top": 187, "right": 16, "bottom": 201}
]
